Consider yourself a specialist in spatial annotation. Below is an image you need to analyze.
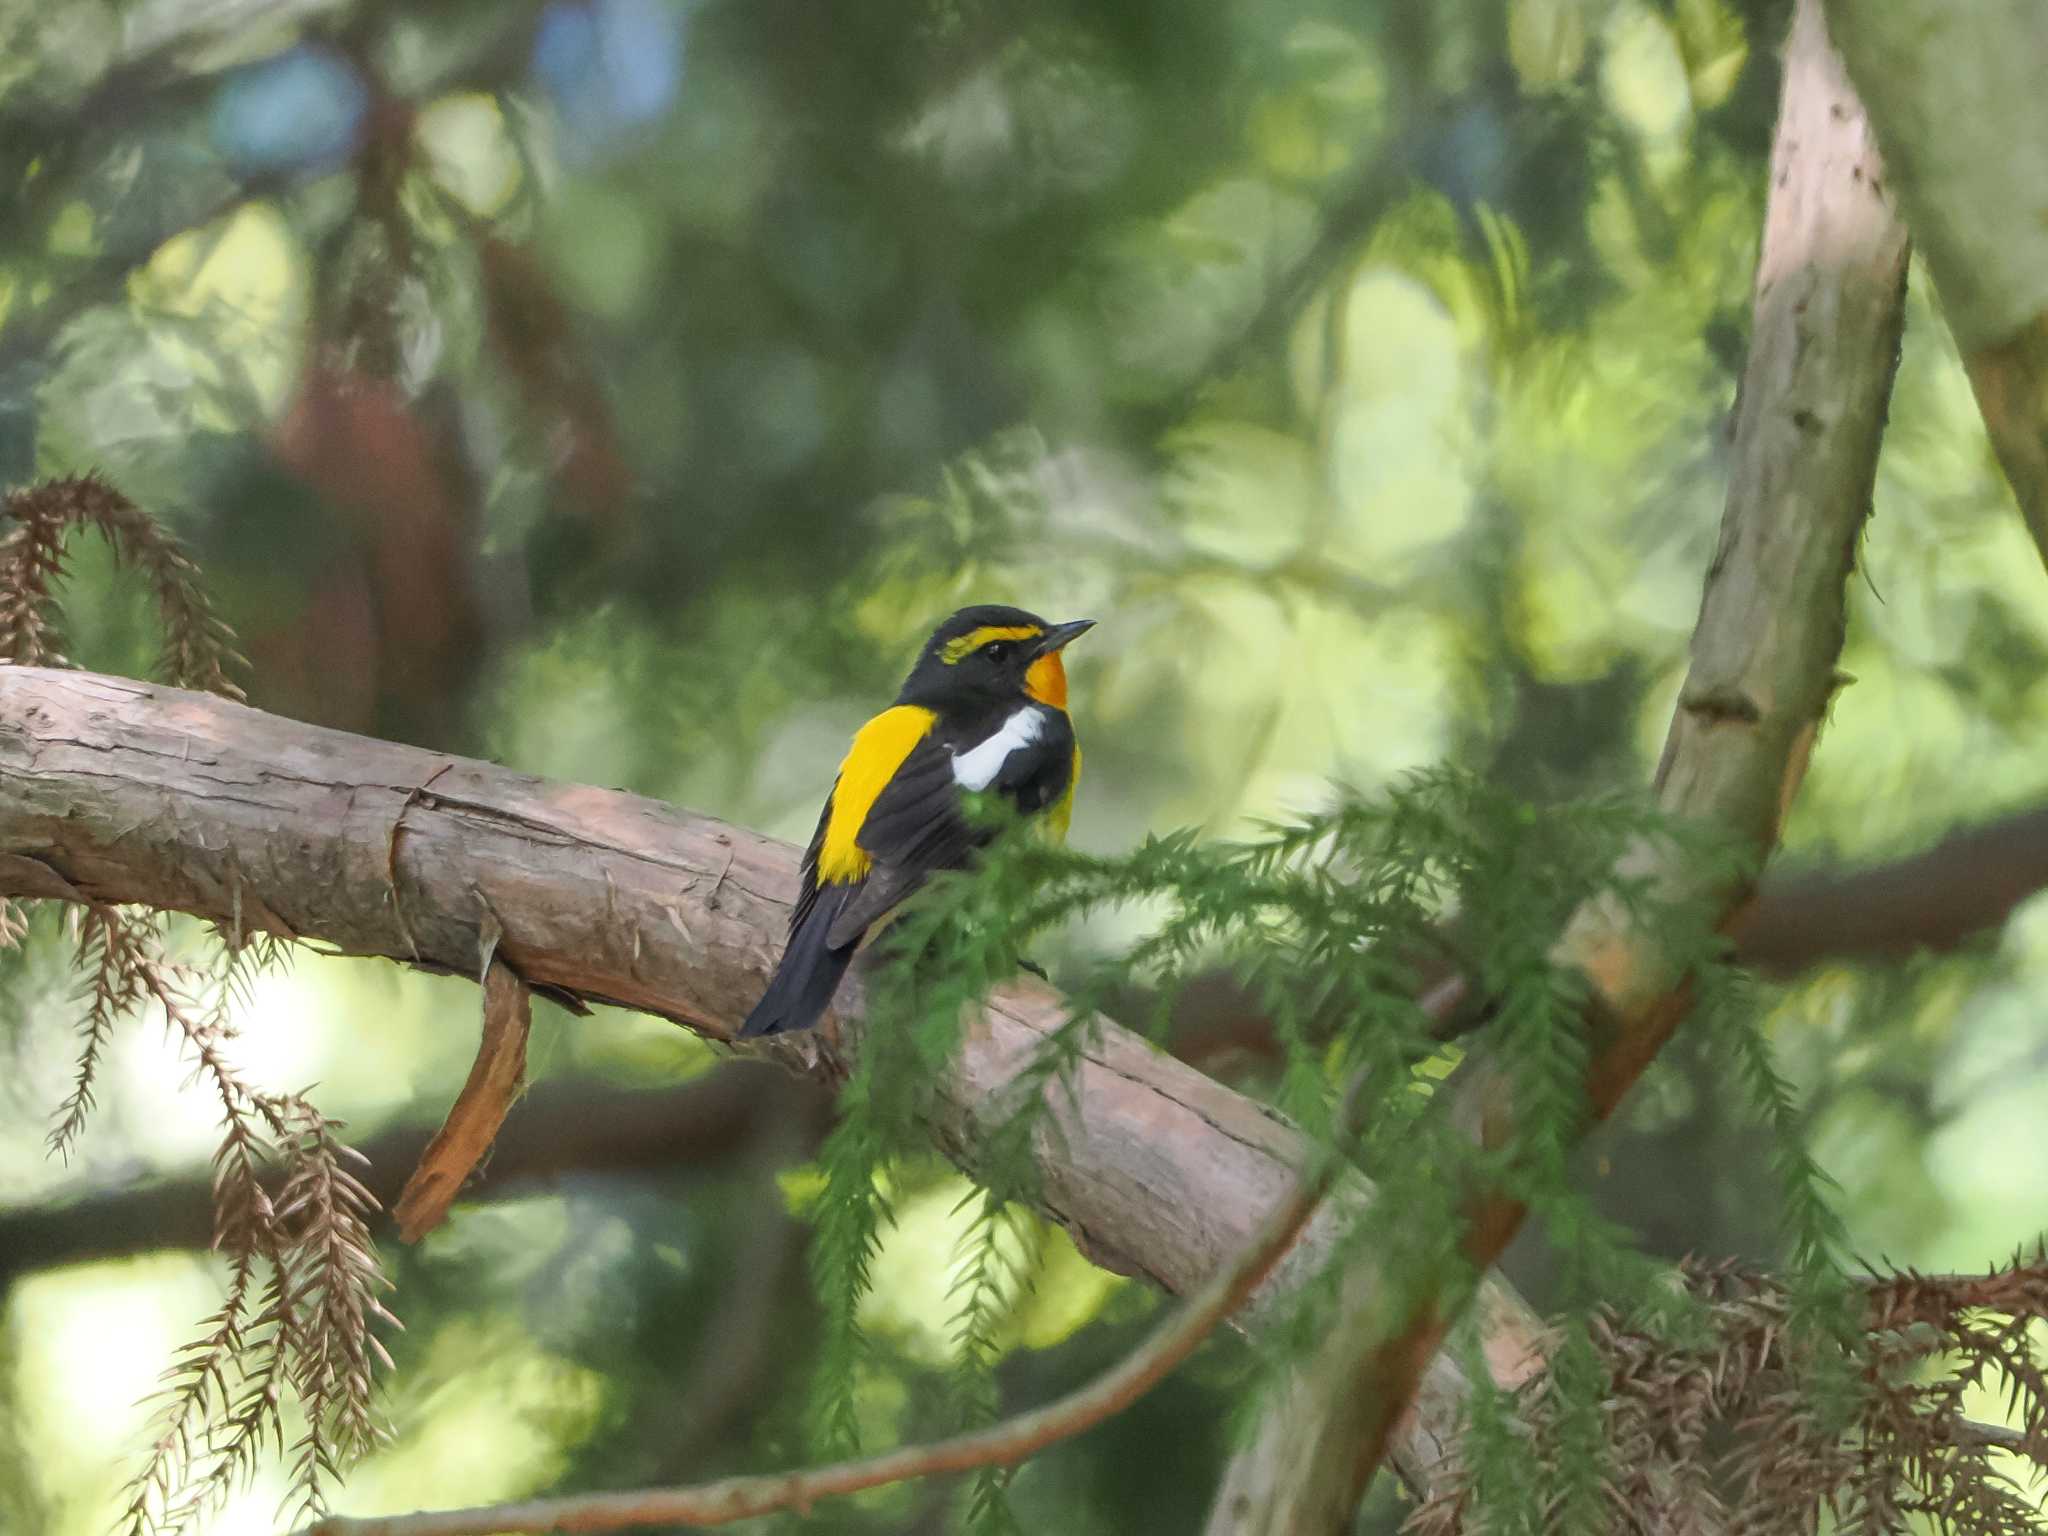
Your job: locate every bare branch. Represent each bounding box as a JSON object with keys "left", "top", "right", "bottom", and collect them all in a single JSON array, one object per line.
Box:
[
  {"left": 1729, "top": 802, "right": 2048, "bottom": 975},
  {"left": 1952, "top": 1420, "right": 2028, "bottom": 1452},
  {"left": 390, "top": 955, "right": 531, "bottom": 1243},
  {"left": 30, "top": 754, "right": 2048, "bottom": 1273},
  {"left": 300, "top": 1104, "right": 1348, "bottom": 1536}
]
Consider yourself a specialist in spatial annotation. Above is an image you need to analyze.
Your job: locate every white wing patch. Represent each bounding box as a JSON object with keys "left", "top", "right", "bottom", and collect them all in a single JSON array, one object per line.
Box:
[{"left": 952, "top": 706, "right": 1045, "bottom": 791}]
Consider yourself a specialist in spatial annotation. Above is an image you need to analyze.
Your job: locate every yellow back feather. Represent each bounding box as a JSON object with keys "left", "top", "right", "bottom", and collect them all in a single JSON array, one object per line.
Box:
[{"left": 817, "top": 705, "right": 937, "bottom": 883}]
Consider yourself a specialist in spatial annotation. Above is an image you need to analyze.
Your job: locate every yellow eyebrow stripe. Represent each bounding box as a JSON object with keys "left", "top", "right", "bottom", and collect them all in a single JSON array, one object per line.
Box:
[
  {"left": 818, "top": 705, "right": 938, "bottom": 883},
  {"left": 940, "top": 624, "right": 1042, "bottom": 664}
]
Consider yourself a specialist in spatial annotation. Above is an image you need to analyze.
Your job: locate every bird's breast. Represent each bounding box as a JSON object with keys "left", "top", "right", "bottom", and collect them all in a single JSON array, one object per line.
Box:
[{"left": 950, "top": 705, "right": 1048, "bottom": 790}]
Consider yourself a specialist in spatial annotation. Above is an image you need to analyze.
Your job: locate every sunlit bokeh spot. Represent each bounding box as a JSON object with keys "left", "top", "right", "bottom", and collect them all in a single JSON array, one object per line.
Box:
[{"left": 417, "top": 94, "right": 525, "bottom": 220}]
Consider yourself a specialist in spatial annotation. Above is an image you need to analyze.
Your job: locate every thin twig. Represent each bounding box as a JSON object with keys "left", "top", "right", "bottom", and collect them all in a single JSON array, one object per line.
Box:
[
  {"left": 302, "top": 1110, "right": 1345, "bottom": 1536},
  {"left": 1951, "top": 1419, "right": 2028, "bottom": 1451},
  {"left": 390, "top": 955, "right": 531, "bottom": 1242}
]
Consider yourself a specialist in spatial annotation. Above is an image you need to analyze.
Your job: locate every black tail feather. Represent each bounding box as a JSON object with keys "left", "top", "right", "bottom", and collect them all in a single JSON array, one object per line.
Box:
[{"left": 738, "top": 884, "right": 858, "bottom": 1038}]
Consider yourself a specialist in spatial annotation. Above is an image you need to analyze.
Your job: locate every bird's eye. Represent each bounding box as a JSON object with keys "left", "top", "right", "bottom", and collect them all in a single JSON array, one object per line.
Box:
[{"left": 983, "top": 642, "right": 1012, "bottom": 664}]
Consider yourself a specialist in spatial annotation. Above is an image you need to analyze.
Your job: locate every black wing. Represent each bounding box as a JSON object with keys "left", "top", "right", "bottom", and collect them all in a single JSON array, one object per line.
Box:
[
  {"left": 787, "top": 792, "right": 835, "bottom": 937},
  {"left": 824, "top": 710, "right": 1074, "bottom": 949},
  {"left": 823, "top": 733, "right": 975, "bottom": 948}
]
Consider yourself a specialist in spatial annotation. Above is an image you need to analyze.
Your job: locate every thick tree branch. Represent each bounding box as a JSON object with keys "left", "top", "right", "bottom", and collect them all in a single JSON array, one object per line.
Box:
[
  {"left": 11, "top": 763, "right": 2045, "bottom": 1286},
  {"left": 1278, "top": 0, "right": 1910, "bottom": 1520},
  {"left": 0, "top": 663, "right": 1543, "bottom": 1498}
]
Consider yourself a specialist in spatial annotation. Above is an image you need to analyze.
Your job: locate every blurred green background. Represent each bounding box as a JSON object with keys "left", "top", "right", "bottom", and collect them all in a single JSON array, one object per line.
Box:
[{"left": 4, "top": 0, "right": 2047, "bottom": 1530}]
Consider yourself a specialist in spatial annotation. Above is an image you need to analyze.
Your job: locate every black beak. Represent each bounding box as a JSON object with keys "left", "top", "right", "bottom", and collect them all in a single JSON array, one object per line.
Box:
[{"left": 1032, "top": 619, "right": 1095, "bottom": 657}]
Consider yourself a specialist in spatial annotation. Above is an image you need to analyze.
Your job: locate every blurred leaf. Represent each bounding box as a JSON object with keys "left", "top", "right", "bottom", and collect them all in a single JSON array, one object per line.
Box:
[
  {"left": 1673, "top": 0, "right": 1748, "bottom": 112},
  {"left": 1508, "top": 0, "right": 1593, "bottom": 91}
]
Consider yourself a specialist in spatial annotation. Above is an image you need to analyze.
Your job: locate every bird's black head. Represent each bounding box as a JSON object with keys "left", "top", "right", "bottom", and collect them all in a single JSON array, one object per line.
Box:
[{"left": 897, "top": 604, "right": 1094, "bottom": 716}]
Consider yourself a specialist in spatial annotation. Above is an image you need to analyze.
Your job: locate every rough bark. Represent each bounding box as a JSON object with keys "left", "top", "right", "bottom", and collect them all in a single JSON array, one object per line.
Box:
[
  {"left": 1823, "top": 0, "right": 2048, "bottom": 565},
  {"left": 9, "top": 758, "right": 2048, "bottom": 1284},
  {"left": 1203, "top": 2, "right": 1911, "bottom": 1528},
  {"left": 0, "top": 664, "right": 1541, "bottom": 1497}
]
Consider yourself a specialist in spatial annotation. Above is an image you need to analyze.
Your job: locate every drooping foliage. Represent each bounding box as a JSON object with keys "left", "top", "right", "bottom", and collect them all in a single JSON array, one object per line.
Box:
[{"left": 1, "top": 481, "right": 392, "bottom": 1534}]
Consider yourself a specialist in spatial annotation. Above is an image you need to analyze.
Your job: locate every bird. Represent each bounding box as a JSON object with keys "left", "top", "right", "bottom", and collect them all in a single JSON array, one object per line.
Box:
[{"left": 738, "top": 604, "right": 1093, "bottom": 1038}]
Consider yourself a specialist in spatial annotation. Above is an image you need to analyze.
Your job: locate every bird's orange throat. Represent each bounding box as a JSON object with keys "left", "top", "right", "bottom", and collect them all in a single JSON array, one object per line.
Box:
[{"left": 1025, "top": 652, "right": 1068, "bottom": 708}]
